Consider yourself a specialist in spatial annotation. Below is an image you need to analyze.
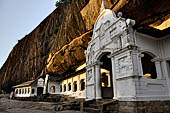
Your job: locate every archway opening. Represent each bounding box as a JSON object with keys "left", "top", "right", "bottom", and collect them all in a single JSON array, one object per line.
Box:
[
  {"left": 141, "top": 52, "right": 157, "bottom": 79},
  {"left": 100, "top": 52, "right": 113, "bottom": 99}
]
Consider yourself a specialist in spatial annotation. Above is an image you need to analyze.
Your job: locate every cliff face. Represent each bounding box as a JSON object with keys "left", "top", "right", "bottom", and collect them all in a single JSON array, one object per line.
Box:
[{"left": 1, "top": 0, "right": 170, "bottom": 92}]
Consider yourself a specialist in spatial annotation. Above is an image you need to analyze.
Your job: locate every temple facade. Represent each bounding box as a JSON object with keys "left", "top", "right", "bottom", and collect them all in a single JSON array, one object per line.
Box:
[{"left": 85, "top": 1, "right": 170, "bottom": 101}]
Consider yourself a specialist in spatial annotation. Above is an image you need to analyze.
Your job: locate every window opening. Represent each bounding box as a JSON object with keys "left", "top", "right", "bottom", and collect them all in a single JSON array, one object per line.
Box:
[
  {"left": 16, "top": 89, "right": 18, "bottom": 94},
  {"left": 141, "top": 52, "right": 157, "bottom": 79},
  {"left": 73, "top": 81, "right": 77, "bottom": 92},
  {"left": 68, "top": 83, "right": 71, "bottom": 91},
  {"left": 80, "top": 79, "right": 85, "bottom": 91},
  {"left": 28, "top": 88, "right": 30, "bottom": 94},
  {"left": 22, "top": 89, "right": 24, "bottom": 94},
  {"left": 60, "top": 85, "right": 62, "bottom": 92},
  {"left": 64, "top": 84, "right": 66, "bottom": 92},
  {"left": 19, "top": 89, "right": 21, "bottom": 94}
]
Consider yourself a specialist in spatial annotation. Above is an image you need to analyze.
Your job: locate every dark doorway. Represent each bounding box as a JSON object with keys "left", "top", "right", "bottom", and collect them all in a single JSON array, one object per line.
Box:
[
  {"left": 100, "top": 52, "right": 113, "bottom": 99},
  {"left": 37, "top": 87, "right": 43, "bottom": 96}
]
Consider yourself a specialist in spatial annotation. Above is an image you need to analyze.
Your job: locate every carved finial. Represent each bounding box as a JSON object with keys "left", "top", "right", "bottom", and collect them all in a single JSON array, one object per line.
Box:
[
  {"left": 100, "top": 0, "right": 108, "bottom": 13},
  {"left": 117, "top": 12, "right": 123, "bottom": 18},
  {"left": 126, "top": 19, "right": 136, "bottom": 27}
]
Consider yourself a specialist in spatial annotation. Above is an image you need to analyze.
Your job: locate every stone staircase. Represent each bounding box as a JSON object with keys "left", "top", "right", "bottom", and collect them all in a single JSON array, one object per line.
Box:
[
  {"left": 15, "top": 94, "right": 118, "bottom": 112},
  {"left": 51, "top": 94, "right": 85, "bottom": 111},
  {"left": 83, "top": 99, "right": 118, "bottom": 113}
]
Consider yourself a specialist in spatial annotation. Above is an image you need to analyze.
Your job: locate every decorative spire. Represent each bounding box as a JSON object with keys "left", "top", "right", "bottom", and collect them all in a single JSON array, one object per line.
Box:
[{"left": 100, "top": 0, "right": 108, "bottom": 13}]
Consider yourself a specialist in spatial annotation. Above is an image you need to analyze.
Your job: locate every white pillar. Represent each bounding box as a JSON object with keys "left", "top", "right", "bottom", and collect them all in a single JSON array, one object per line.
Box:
[
  {"left": 111, "top": 57, "right": 117, "bottom": 99},
  {"left": 43, "top": 74, "right": 49, "bottom": 94},
  {"left": 95, "top": 64, "right": 102, "bottom": 99},
  {"left": 162, "top": 61, "right": 170, "bottom": 96},
  {"left": 151, "top": 58, "right": 163, "bottom": 79},
  {"left": 155, "top": 61, "right": 163, "bottom": 79}
]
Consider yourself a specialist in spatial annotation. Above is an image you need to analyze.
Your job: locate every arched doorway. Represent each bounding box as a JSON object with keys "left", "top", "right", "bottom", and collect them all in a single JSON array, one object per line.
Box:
[{"left": 99, "top": 52, "right": 113, "bottom": 99}]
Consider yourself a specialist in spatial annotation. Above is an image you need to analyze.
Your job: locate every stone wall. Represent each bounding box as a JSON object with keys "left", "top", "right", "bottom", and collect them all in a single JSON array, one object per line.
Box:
[{"left": 104, "top": 101, "right": 170, "bottom": 113}]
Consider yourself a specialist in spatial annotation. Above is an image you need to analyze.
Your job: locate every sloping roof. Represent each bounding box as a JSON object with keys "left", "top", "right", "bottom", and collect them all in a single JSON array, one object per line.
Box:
[{"left": 12, "top": 80, "right": 35, "bottom": 88}]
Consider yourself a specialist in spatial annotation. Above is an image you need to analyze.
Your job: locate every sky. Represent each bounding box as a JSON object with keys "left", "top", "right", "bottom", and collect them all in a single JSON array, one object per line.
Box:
[{"left": 0, "top": 0, "right": 57, "bottom": 68}]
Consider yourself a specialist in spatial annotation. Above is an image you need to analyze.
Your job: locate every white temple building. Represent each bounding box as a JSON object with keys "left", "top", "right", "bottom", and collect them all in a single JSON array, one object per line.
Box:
[{"left": 84, "top": 0, "right": 170, "bottom": 101}]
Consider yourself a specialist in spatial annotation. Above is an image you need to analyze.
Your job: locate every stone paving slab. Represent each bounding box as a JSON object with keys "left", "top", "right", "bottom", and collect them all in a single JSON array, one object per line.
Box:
[{"left": 0, "top": 96, "right": 87, "bottom": 113}]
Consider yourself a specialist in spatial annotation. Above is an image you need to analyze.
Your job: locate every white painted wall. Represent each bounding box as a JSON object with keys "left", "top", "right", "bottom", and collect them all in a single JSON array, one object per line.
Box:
[
  {"left": 60, "top": 72, "right": 86, "bottom": 99},
  {"left": 161, "top": 36, "right": 170, "bottom": 59},
  {"left": 30, "top": 86, "right": 37, "bottom": 97},
  {"left": 48, "top": 81, "right": 60, "bottom": 94},
  {"left": 134, "top": 32, "right": 170, "bottom": 100},
  {"left": 135, "top": 32, "right": 160, "bottom": 57},
  {"left": 160, "top": 36, "right": 170, "bottom": 96},
  {"left": 15, "top": 86, "right": 37, "bottom": 97}
]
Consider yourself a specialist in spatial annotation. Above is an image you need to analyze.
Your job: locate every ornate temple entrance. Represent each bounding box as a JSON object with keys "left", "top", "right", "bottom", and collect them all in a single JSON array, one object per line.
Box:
[
  {"left": 100, "top": 52, "right": 113, "bottom": 99},
  {"left": 85, "top": 0, "right": 170, "bottom": 103},
  {"left": 85, "top": 0, "right": 136, "bottom": 100}
]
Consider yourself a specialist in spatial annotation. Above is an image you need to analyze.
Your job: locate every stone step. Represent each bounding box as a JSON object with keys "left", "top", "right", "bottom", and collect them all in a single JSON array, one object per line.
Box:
[
  {"left": 88, "top": 104, "right": 102, "bottom": 109},
  {"left": 96, "top": 99, "right": 117, "bottom": 105},
  {"left": 76, "top": 98, "right": 85, "bottom": 102},
  {"left": 60, "top": 94, "right": 69, "bottom": 98},
  {"left": 67, "top": 97, "right": 76, "bottom": 101},
  {"left": 96, "top": 99, "right": 112, "bottom": 103},
  {"left": 83, "top": 107, "right": 101, "bottom": 113},
  {"left": 59, "top": 97, "right": 67, "bottom": 102}
]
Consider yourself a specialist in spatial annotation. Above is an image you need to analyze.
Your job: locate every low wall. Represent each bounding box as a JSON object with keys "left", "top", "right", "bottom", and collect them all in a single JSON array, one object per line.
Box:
[{"left": 104, "top": 101, "right": 170, "bottom": 113}]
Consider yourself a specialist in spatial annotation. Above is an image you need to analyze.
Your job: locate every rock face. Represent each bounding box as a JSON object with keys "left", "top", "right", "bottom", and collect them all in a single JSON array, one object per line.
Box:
[
  {"left": 47, "top": 31, "right": 92, "bottom": 75},
  {"left": 1, "top": 0, "right": 170, "bottom": 92}
]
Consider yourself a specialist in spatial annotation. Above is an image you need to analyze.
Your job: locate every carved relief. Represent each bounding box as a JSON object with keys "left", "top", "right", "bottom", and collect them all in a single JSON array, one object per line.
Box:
[
  {"left": 110, "top": 26, "right": 117, "bottom": 38},
  {"left": 87, "top": 69, "right": 93, "bottom": 84},
  {"left": 91, "top": 43, "right": 95, "bottom": 51},
  {"left": 104, "top": 20, "right": 110, "bottom": 29},
  {"left": 100, "top": 24, "right": 105, "bottom": 37},
  {"left": 117, "top": 54, "right": 133, "bottom": 77},
  {"left": 121, "top": 34, "right": 128, "bottom": 48},
  {"left": 95, "top": 29, "right": 100, "bottom": 37},
  {"left": 113, "top": 38, "right": 121, "bottom": 52},
  {"left": 118, "top": 56, "right": 129, "bottom": 73},
  {"left": 86, "top": 43, "right": 95, "bottom": 65},
  {"left": 87, "top": 54, "right": 92, "bottom": 65}
]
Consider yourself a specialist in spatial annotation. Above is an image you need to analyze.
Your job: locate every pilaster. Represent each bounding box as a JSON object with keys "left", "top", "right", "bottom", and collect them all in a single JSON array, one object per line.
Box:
[{"left": 95, "top": 63, "right": 102, "bottom": 99}]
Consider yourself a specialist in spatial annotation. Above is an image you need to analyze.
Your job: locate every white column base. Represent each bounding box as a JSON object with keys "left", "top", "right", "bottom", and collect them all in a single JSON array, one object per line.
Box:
[{"left": 96, "top": 97, "right": 102, "bottom": 99}]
